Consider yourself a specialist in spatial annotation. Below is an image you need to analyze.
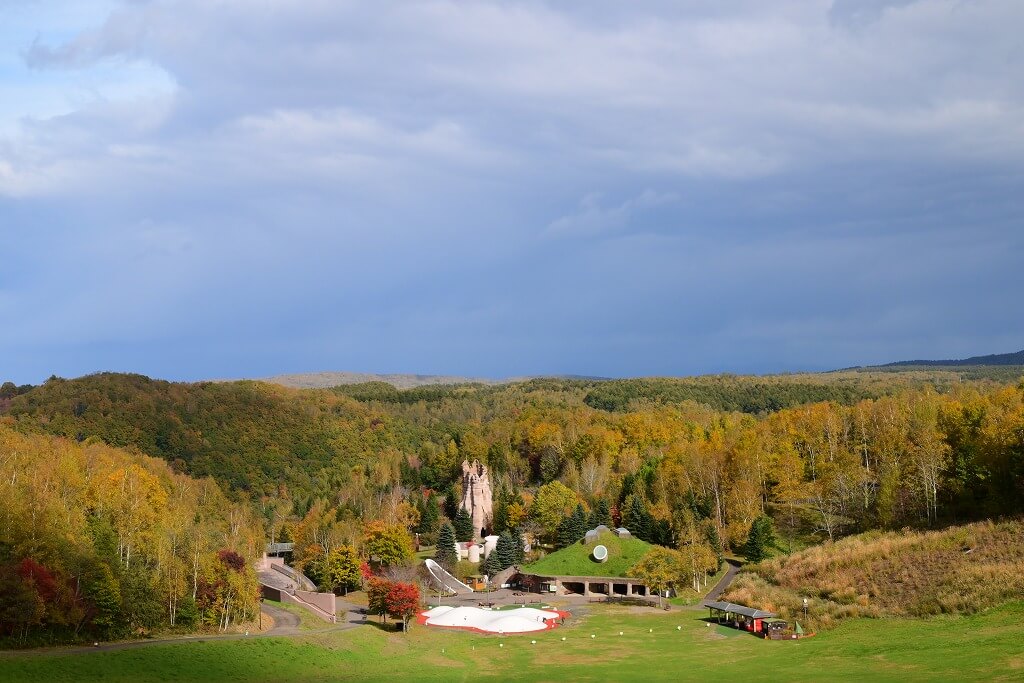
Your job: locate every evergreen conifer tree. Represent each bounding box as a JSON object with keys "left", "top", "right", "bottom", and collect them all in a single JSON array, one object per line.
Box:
[
  {"left": 454, "top": 507, "right": 474, "bottom": 542},
  {"left": 743, "top": 515, "right": 776, "bottom": 563},
  {"left": 557, "top": 504, "right": 589, "bottom": 547},
  {"left": 434, "top": 522, "right": 458, "bottom": 569},
  {"left": 513, "top": 530, "right": 526, "bottom": 564},
  {"left": 414, "top": 496, "right": 427, "bottom": 533},
  {"left": 556, "top": 516, "right": 574, "bottom": 549},
  {"left": 420, "top": 493, "right": 440, "bottom": 535},
  {"left": 571, "top": 503, "right": 588, "bottom": 538},
  {"left": 622, "top": 495, "right": 649, "bottom": 539},
  {"left": 482, "top": 549, "right": 502, "bottom": 577},
  {"left": 589, "top": 499, "right": 612, "bottom": 528},
  {"left": 442, "top": 481, "right": 459, "bottom": 521},
  {"left": 496, "top": 530, "right": 516, "bottom": 569}
]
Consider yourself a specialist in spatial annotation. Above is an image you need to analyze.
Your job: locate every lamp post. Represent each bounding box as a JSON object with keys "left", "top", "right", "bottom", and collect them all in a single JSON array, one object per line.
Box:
[{"left": 802, "top": 597, "right": 808, "bottom": 620}]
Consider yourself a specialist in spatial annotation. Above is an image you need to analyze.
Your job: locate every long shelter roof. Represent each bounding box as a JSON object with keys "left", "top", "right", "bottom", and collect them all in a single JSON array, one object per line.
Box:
[{"left": 704, "top": 600, "right": 777, "bottom": 619}]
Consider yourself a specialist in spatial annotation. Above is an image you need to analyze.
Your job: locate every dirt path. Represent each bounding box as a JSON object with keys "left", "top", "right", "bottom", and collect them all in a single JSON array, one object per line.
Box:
[{"left": 0, "top": 603, "right": 356, "bottom": 658}]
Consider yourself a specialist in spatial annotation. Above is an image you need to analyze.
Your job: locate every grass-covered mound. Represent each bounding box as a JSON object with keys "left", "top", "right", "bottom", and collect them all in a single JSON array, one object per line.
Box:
[
  {"left": 523, "top": 531, "right": 651, "bottom": 577},
  {"left": 723, "top": 518, "right": 1024, "bottom": 630}
]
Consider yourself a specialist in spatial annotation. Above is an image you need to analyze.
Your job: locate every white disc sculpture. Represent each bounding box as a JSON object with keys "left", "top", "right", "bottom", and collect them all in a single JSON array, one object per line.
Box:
[{"left": 424, "top": 559, "right": 474, "bottom": 594}]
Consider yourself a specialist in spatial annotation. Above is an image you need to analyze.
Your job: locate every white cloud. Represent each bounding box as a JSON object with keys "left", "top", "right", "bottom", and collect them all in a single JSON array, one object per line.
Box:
[{"left": 3, "top": 0, "right": 1023, "bottom": 197}]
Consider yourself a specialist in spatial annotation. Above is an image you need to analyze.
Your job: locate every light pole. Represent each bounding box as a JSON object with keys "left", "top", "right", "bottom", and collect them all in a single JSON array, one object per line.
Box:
[{"left": 802, "top": 597, "right": 808, "bottom": 620}]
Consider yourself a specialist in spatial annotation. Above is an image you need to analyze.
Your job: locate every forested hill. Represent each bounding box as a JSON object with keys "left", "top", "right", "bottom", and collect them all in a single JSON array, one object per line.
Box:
[
  {"left": 1, "top": 373, "right": 400, "bottom": 495},
  {"left": 578, "top": 377, "right": 874, "bottom": 412},
  {"left": 880, "top": 349, "right": 1024, "bottom": 367},
  {"left": 3, "top": 370, "right": 1021, "bottom": 516},
  {"left": 330, "top": 374, "right": 921, "bottom": 413}
]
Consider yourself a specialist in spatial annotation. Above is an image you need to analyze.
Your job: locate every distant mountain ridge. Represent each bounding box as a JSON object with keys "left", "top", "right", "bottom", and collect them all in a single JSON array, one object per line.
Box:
[
  {"left": 257, "top": 371, "right": 611, "bottom": 389},
  {"left": 260, "top": 371, "right": 500, "bottom": 389},
  {"left": 880, "top": 349, "right": 1024, "bottom": 367}
]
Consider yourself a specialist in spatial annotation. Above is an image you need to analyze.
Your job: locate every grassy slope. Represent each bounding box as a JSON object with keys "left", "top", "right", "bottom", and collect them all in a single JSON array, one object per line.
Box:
[
  {"left": 4, "top": 603, "right": 1024, "bottom": 682},
  {"left": 724, "top": 518, "right": 1024, "bottom": 629},
  {"left": 523, "top": 532, "right": 651, "bottom": 577}
]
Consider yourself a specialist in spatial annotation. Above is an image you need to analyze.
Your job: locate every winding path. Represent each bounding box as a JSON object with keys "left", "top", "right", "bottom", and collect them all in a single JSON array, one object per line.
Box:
[{"left": 704, "top": 559, "right": 743, "bottom": 603}]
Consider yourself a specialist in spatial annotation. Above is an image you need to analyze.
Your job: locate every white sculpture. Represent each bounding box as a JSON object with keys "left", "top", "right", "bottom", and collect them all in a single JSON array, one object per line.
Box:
[{"left": 460, "top": 460, "right": 493, "bottom": 538}]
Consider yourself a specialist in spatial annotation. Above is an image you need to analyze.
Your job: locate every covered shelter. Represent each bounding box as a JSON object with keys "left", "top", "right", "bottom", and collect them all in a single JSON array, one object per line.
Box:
[{"left": 705, "top": 600, "right": 777, "bottom": 634}]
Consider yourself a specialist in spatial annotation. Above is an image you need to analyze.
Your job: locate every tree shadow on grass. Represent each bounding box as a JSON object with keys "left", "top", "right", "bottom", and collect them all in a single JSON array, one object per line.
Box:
[{"left": 363, "top": 621, "right": 404, "bottom": 633}]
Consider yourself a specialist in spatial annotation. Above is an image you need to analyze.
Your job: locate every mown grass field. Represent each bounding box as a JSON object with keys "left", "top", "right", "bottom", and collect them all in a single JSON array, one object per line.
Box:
[
  {"left": 3, "top": 602, "right": 1023, "bottom": 682},
  {"left": 523, "top": 531, "right": 651, "bottom": 577}
]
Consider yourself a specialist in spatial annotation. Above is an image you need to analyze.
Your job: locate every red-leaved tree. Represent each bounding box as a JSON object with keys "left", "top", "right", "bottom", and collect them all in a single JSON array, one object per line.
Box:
[
  {"left": 366, "top": 577, "right": 391, "bottom": 624},
  {"left": 17, "top": 558, "right": 58, "bottom": 606},
  {"left": 385, "top": 582, "right": 421, "bottom": 633},
  {"left": 217, "top": 550, "right": 246, "bottom": 572}
]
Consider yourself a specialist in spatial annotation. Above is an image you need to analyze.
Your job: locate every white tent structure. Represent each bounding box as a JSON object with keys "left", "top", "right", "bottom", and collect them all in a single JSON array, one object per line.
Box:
[{"left": 421, "top": 606, "right": 561, "bottom": 633}]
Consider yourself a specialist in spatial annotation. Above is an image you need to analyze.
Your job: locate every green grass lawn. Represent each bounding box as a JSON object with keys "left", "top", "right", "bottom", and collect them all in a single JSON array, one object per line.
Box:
[
  {"left": 5, "top": 602, "right": 1023, "bottom": 682},
  {"left": 524, "top": 531, "right": 651, "bottom": 578}
]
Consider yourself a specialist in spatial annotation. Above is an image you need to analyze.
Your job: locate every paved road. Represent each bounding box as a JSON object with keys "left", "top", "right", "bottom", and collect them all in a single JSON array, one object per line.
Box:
[
  {"left": 704, "top": 559, "right": 743, "bottom": 603},
  {"left": 262, "top": 602, "right": 301, "bottom": 635}
]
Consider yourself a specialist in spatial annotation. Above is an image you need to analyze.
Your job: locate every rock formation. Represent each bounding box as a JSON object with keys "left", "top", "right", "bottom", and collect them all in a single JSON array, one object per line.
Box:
[{"left": 459, "top": 460, "right": 493, "bottom": 538}]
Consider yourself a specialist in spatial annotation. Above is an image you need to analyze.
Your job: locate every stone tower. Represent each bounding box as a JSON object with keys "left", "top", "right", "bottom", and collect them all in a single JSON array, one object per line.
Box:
[{"left": 459, "top": 460, "right": 493, "bottom": 538}]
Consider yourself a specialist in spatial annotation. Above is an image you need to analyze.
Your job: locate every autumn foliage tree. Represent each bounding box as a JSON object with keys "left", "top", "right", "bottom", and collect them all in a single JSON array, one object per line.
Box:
[
  {"left": 385, "top": 582, "right": 421, "bottom": 632},
  {"left": 0, "top": 426, "right": 263, "bottom": 646},
  {"left": 631, "top": 546, "right": 684, "bottom": 608},
  {"left": 321, "top": 545, "right": 362, "bottom": 595},
  {"left": 530, "top": 481, "right": 578, "bottom": 543},
  {"left": 366, "top": 577, "right": 391, "bottom": 623},
  {"left": 362, "top": 521, "right": 414, "bottom": 568}
]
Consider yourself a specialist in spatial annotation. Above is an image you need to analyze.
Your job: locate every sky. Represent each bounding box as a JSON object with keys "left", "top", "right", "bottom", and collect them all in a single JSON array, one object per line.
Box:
[{"left": 1, "top": 0, "right": 1023, "bottom": 384}]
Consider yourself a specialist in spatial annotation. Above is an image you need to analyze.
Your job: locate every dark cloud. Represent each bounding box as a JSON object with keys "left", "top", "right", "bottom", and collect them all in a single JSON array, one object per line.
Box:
[{"left": 1, "top": 1, "right": 1022, "bottom": 383}]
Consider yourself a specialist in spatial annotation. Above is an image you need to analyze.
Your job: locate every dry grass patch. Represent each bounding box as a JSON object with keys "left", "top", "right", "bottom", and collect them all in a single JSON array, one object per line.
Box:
[{"left": 723, "top": 518, "right": 1024, "bottom": 630}]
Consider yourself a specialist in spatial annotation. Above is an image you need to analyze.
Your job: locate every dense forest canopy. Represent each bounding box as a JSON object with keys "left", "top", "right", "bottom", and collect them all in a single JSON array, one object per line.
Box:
[
  {"left": 3, "top": 370, "right": 1021, "bottom": 533},
  {"left": 3, "top": 374, "right": 396, "bottom": 495},
  {"left": 0, "top": 426, "right": 263, "bottom": 645}
]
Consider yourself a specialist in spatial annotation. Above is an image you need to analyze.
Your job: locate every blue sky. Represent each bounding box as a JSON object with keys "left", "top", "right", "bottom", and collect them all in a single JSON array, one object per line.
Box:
[{"left": 2, "top": 0, "right": 1022, "bottom": 384}]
